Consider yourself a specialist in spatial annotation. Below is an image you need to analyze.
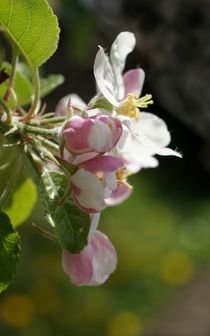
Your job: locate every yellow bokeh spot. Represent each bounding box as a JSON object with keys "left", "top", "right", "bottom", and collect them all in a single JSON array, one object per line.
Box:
[
  {"left": 161, "top": 252, "right": 195, "bottom": 285},
  {"left": 1, "top": 293, "right": 35, "bottom": 327},
  {"left": 109, "top": 311, "right": 143, "bottom": 336}
]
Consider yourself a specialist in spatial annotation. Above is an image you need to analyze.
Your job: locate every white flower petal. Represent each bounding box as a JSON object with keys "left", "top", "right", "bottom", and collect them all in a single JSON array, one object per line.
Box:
[
  {"left": 110, "top": 32, "right": 136, "bottom": 100},
  {"left": 132, "top": 112, "right": 171, "bottom": 147},
  {"left": 88, "top": 119, "right": 112, "bottom": 152},
  {"left": 104, "top": 172, "right": 117, "bottom": 191},
  {"left": 94, "top": 47, "right": 118, "bottom": 106},
  {"left": 90, "top": 231, "right": 117, "bottom": 285},
  {"left": 128, "top": 112, "right": 181, "bottom": 157},
  {"left": 71, "top": 169, "right": 106, "bottom": 211}
]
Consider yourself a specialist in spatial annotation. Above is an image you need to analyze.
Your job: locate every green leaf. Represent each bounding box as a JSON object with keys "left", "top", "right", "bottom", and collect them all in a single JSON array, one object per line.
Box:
[
  {"left": 0, "top": 211, "right": 20, "bottom": 293},
  {"left": 40, "top": 170, "right": 90, "bottom": 254},
  {"left": 4, "top": 177, "right": 37, "bottom": 227},
  {"left": 0, "top": 0, "right": 60, "bottom": 68},
  {"left": 0, "top": 63, "right": 64, "bottom": 107},
  {"left": 0, "top": 62, "right": 33, "bottom": 107},
  {"left": 40, "top": 74, "right": 64, "bottom": 98}
]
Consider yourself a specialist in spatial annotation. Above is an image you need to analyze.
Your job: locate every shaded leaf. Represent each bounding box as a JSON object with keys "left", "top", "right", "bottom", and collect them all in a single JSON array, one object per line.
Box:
[
  {"left": 0, "top": 211, "right": 20, "bottom": 293},
  {"left": 0, "top": 62, "right": 33, "bottom": 107},
  {"left": 40, "top": 74, "right": 64, "bottom": 98}
]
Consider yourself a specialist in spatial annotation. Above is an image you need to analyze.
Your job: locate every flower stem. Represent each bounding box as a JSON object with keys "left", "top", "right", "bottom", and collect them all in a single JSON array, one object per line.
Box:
[
  {"left": 39, "top": 138, "right": 59, "bottom": 152},
  {"left": 29, "top": 116, "right": 66, "bottom": 126},
  {"left": 4, "top": 45, "right": 18, "bottom": 102},
  {"left": 23, "top": 67, "right": 40, "bottom": 121},
  {"left": 0, "top": 96, "right": 12, "bottom": 125},
  {"left": 32, "top": 223, "right": 57, "bottom": 242},
  {"left": 22, "top": 124, "right": 57, "bottom": 138}
]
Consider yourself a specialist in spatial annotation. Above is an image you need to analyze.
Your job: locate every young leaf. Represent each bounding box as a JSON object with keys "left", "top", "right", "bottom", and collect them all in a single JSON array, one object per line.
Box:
[
  {"left": 40, "top": 170, "right": 90, "bottom": 254},
  {"left": 0, "top": 211, "right": 20, "bottom": 294},
  {"left": 40, "top": 74, "right": 64, "bottom": 98},
  {"left": 0, "top": 62, "right": 33, "bottom": 107},
  {"left": 4, "top": 177, "right": 37, "bottom": 227},
  {"left": 0, "top": 0, "right": 60, "bottom": 68}
]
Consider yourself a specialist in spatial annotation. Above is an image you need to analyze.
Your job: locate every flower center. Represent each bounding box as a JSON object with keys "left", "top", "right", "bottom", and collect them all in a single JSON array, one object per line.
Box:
[
  {"left": 115, "top": 166, "right": 128, "bottom": 181},
  {"left": 117, "top": 93, "right": 153, "bottom": 118}
]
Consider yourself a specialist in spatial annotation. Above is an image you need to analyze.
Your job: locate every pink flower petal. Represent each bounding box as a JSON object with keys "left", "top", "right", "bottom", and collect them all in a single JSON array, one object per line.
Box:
[
  {"left": 63, "top": 116, "right": 94, "bottom": 154},
  {"left": 106, "top": 181, "right": 133, "bottom": 206},
  {"left": 80, "top": 155, "right": 124, "bottom": 173},
  {"left": 62, "top": 247, "right": 94, "bottom": 286},
  {"left": 123, "top": 68, "right": 145, "bottom": 98}
]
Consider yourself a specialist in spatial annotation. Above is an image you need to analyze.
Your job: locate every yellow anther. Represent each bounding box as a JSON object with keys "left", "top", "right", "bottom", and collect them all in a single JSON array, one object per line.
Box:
[
  {"left": 115, "top": 167, "right": 128, "bottom": 181},
  {"left": 136, "top": 94, "right": 153, "bottom": 108},
  {"left": 117, "top": 93, "right": 153, "bottom": 118}
]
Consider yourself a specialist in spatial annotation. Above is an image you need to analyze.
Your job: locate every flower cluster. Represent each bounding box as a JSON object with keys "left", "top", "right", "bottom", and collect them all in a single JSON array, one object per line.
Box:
[{"left": 56, "top": 32, "right": 181, "bottom": 286}]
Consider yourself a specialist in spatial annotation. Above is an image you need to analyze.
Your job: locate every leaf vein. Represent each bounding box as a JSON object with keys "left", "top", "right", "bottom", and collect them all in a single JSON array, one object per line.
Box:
[
  {"left": 17, "top": 7, "right": 31, "bottom": 44},
  {"left": 27, "top": 5, "right": 46, "bottom": 61},
  {"left": 6, "top": 0, "right": 13, "bottom": 29}
]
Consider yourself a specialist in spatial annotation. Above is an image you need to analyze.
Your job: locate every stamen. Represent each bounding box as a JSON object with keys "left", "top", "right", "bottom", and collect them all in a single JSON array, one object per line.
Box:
[
  {"left": 117, "top": 93, "right": 153, "bottom": 118},
  {"left": 136, "top": 94, "right": 153, "bottom": 108},
  {"left": 115, "top": 166, "right": 128, "bottom": 181}
]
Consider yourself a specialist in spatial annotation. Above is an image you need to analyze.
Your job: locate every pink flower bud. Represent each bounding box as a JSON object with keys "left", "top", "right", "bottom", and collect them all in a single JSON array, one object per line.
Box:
[
  {"left": 63, "top": 115, "right": 122, "bottom": 155},
  {"left": 62, "top": 230, "right": 117, "bottom": 286}
]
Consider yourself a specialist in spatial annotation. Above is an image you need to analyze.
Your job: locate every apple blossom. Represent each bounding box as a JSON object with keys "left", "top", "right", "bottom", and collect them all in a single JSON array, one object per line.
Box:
[
  {"left": 71, "top": 155, "right": 124, "bottom": 212},
  {"left": 62, "top": 213, "right": 117, "bottom": 286},
  {"left": 93, "top": 31, "right": 152, "bottom": 118},
  {"left": 56, "top": 31, "right": 181, "bottom": 287}
]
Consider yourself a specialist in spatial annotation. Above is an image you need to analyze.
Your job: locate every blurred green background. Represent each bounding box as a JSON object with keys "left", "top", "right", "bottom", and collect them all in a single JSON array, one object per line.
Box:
[{"left": 1, "top": 0, "right": 210, "bottom": 335}]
